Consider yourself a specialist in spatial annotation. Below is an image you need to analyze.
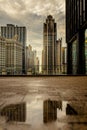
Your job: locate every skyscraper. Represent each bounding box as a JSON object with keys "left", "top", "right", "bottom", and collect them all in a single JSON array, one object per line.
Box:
[
  {"left": 43, "top": 15, "right": 57, "bottom": 75},
  {"left": 1, "top": 24, "right": 26, "bottom": 74},
  {"left": 66, "top": 0, "right": 87, "bottom": 74}
]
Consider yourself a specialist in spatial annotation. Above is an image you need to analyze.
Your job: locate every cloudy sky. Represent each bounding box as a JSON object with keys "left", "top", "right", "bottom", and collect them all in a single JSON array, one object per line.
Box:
[{"left": 0, "top": 0, "right": 65, "bottom": 64}]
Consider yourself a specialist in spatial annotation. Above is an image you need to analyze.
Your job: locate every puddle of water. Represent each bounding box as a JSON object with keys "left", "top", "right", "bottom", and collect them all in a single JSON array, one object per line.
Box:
[{"left": 0, "top": 97, "right": 87, "bottom": 130}]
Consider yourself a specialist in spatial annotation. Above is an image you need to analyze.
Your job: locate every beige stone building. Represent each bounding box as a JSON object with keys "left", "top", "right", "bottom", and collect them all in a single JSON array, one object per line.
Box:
[
  {"left": 6, "top": 39, "right": 22, "bottom": 75},
  {"left": 0, "top": 36, "right": 6, "bottom": 75}
]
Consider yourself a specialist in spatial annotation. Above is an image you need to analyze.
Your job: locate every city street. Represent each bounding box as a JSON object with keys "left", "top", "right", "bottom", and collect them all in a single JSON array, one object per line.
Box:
[{"left": 0, "top": 76, "right": 87, "bottom": 130}]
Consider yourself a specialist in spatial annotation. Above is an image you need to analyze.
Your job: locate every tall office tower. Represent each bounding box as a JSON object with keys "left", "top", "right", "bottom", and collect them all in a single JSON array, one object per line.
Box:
[
  {"left": 1, "top": 24, "right": 26, "bottom": 74},
  {"left": 43, "top": 15, "right": 57, "bottom": 75},
  {"left": 66, "top": 0, "right": 87, "bottom": 74},
  {"left": 0, "top": 37, "right": 6, "bottom": 75},
  {"left": 6, "top": 39, "right": 22, "bottom": 75}
]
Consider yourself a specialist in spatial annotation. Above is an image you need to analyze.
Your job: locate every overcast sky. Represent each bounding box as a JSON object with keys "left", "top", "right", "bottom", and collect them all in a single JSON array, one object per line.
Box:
[{"left": 0, "top": 0, "right": 65, "bottom": 64}]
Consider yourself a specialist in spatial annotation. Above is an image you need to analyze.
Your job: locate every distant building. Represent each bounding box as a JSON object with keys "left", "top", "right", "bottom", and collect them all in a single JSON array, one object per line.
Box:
[
  {"left": 42, "top": 50, "right": 44, "bottom": 73},
  {"left": 26, "top": 45, "right": 34, "bottom": 75},
  {"left": 35, "top": 57, "right": 39, "bottom": 74},
  {"left": 26, "top": 45, "right": 39, "bottom": 75},
  {"left": 33, "top": 50, "right": 37, "bottom": 74},
  {"left": 6, "top": 39, "right": 22, "bottom": 75},
  {"left": 1, "top": 24, "right": 26, "bottom": 74},
  {"left": 0, "top": 37, "right": 6, "bottom": 75},
  {"left": 56, "top": 39, "right": 62, "bottom": 74},
  {"left": 43, "top": 15, "right": 57, "bottom": 75},
  {"left": 66, "top": 0, "right": 87, "bottom": 74},
  {"left": 61, "top": 47, "right": 67, "bottom": 74}
]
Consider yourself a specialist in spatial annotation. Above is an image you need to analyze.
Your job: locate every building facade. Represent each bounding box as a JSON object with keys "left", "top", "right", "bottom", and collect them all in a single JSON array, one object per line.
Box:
[
  {"left": 56, "top": 39, "right": 62, "bottom": 74},
  {"left": 0, "top": 37, "right": 6, "bottom": 75},
  {"left": 43, "top": 15, "right": 57, "bottom": 75},
  {"left": 66, "top": 0, "right": 87, "bottom": 74},
  {"left": 1, "top": 24, "right": 26, "bottom": 74},
  {"left": 6, "top": 39, "right": 22, "bottom": 75},
  {"left": 61, "top": 47, "right": 67, "bottom": 74}
]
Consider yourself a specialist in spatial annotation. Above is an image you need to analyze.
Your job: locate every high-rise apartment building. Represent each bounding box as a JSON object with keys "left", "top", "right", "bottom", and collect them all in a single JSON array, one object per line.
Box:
[
  {"left": 66, "top": 0, "right": 87, "bottom": 74},
  {"left": 43, "top": 15, "right": 57, "bottom": 75},
  {"left": 1, "top": 24, "right": 26, "bottom": 74}
]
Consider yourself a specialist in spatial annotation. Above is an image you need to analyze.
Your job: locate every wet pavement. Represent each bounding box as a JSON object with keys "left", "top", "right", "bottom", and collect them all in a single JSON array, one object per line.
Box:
[{"left": 0, "top": 76, "right": 87, "bottom": 130}]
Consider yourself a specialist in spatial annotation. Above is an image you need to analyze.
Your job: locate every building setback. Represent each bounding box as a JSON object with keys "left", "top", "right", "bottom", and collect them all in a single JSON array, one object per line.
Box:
[
  {"left": 43, "top": 15, "right": 57, "bottom": 75},
  {"left": 66, "top": 0, "right": 87, "bottom": 74},
  {"left": 1, "top": 24, "right": 26, "bottom": 74}
]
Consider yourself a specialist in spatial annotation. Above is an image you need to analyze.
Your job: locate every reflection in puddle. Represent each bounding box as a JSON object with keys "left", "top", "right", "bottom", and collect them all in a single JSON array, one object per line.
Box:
[
  {"left": 0, "top": 99, "right": 87, "bottom": 130},
  {"left": 0, "top": 103, "right": 26, "bottom": 122},
  {"left": 43, "top": 100, "right": 65, "bottom": 123}
]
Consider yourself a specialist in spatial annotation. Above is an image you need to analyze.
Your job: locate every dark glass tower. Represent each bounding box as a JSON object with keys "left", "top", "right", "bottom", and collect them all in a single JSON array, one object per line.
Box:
[{"left": 66, "top": 0, "right": 87, "bottom": 74}]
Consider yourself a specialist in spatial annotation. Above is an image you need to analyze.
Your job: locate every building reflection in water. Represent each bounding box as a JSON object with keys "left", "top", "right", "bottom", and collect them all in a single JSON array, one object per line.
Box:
[
  {"left": 0, "top": 99, "right": 87, "bottom": 130},
  {"left": 43, "top": 99, "right": 62, "bottom": 123},
  {"left": 0, "top": 102, "right": 26, "bottom": 122},
  {"left": 66, "top": 104, "right": 78, "bottom": 115},
  {"left": 66, "top": 102, "right": 87, "bottom": 116}
]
